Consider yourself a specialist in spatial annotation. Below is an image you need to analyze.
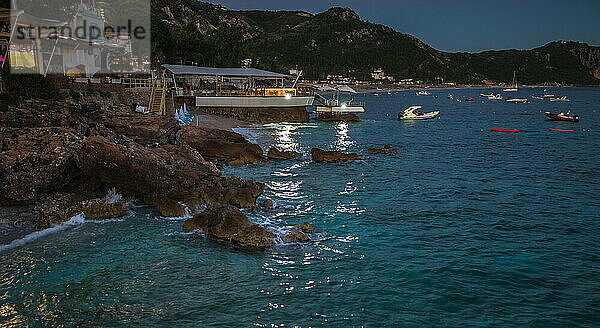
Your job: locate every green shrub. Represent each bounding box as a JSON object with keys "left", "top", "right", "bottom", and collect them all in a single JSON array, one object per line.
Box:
[
  {"left": 5, "top": 73, "right": 60, "bottom": 101},
  {"left": 98, "top": 90, "right": 113, "bottom": 98},
  {"left": 69, "top": 89, "right": 82, "bottom": 102}
]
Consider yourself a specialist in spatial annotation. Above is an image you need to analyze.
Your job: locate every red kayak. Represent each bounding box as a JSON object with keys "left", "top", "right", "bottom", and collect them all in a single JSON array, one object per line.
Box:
[
  {"left": 548, "top": 128, "right": 574, "bottom": 132},
  {"left": 465, "top": 98, "right": 476, "bottom": 101},
  {"left": 491, "top": 128, "right": 520, "bottom": 133}
]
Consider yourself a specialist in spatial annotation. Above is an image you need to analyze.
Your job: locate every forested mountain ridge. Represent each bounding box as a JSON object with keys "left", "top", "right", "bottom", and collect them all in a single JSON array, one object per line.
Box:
[
  {"left": 3, "top": 0, "right": 598, "bottom": 84},
  {"left": 150, "top": 0, "right": 600, "bottom": 84}
]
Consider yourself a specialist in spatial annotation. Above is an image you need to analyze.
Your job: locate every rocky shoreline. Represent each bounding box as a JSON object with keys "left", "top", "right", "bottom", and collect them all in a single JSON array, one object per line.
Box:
[
  {"left": 0, "top": 94, "right": 399, "bottom": 250},
  {"left": 0, "top": 96, "right": 302, "bottom": 249}
]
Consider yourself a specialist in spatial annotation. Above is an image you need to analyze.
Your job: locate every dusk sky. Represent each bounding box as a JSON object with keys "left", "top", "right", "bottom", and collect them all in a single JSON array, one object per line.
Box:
[{"left": 206, "top": 0, "right": 600, "bottom": 53}]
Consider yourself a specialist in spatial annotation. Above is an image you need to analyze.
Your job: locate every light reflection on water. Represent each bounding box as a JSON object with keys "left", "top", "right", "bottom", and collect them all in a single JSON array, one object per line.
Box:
[{"left": 334, "top": 122, "right": 353, "bottom": 151}]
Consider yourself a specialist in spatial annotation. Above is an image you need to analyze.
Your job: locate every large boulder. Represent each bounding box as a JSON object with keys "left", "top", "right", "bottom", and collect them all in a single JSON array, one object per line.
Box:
[
  {"left": 267, "top": 148, "right": 302, "bottom": 160},
  {"left": 295, "top": 222, "right": 315, "bottom": 233},
  {"left": 0, "top": 127, "right": 84, "bottom": 205},
  {"left": 182, "top": 204, "right": 275, "bottom": 249},
  {"left": 95, "top": 108, "right": 179, "bottom": 146},
  {"left": 180, "top": 126, "right": 266, "bottom": 166},
  {"left": 311, "top": 148, "right": 364, "bottom": 163},
  {"left": 74, "top": 136, "right": 263, "bottom": 209},
  {"left": 281, "top": 231, "right": 310, "bottom": 243}
]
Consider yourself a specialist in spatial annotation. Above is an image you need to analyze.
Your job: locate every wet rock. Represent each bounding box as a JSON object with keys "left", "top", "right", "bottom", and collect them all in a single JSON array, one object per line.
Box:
[
  {"left": 262, "top": 199, "right": 274, "bottom": 208},
  {"left": 144, "top": 195, "right": 186, "bottom": 217},
  {"left": 79, "top": 199, "right": 130, "bottom": 220},
  {"left": 182, "top": 204, "right": 275, "bottom": 249},
  {"left": 35, "top": 196, "right": 129, "bottom": 229},
  {"left": 295, "top": 222, "right": 315, "bottom": 233},
  {"left": 367, "top": 145, "right": 398, "bottom": 154},
  {"left": 180, "top": 126, "right": 267, "bottom": 166},
  {"left": 74, "top": 136, "right": 263, "bottom": 209},
  {"left": 311, "top": 148, "right": 364, "bottom": 163},
  {"left": 315, "top": 113, "right": 360, "bottom": 122},
  {"left": 267, "top": 148, "right": 302, "bottom": 160},
  {"left": 0, "top": 127, "right": 84, "bottom": 205},
  {"left": 281, "top": 231, "right": 310, "bottom": 243}
]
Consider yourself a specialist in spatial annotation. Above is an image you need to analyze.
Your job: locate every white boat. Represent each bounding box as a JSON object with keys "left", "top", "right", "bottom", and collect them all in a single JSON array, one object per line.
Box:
[
  {"left": 416, "top": 91, "right": 431, "bottom": 96},
  {"left": 549, "top": 96, "right": 569, "bottom": 102},
  {"left": 487, "top": 94, "right": 503, "bottom": 100},
  {"left": 480, "top": 93, "right": 494, "bottom": 97},
  {"left": 398, "top": 106, "right": 439, "bottom": 120},
  {"left": 503, "top": 71, "right": 519, "bottom": 92},
  {"left": 506, "top": 98, "right": 528, "bottom": 103},
  {"left": 447, "top": 95, "right": 461, "bottom": 102},
  {"left": 531, "top": 96, "right": 544, "bottom": 100},
  {"left": 315, "top": 85, "right": 365, "bottom": 114}
]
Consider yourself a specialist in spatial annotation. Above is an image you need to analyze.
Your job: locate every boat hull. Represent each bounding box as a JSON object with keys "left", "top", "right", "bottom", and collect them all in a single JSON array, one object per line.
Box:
[
  {"left": 544, "top": 112, "right": 579, "bottom": 122},
  {"left": 491, "top": 128, "right": 520, "bottom": 133},
  {"left": 399, "top": 112, "right": 439, "bottom": 120}
]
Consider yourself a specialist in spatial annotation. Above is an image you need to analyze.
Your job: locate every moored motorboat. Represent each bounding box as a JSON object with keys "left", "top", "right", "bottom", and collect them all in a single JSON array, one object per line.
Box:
[
  {"left": 447, "top": 95, "right": 461, "bottom": 102},
  {"left": 465, "top": 98, "right": 476, "bottom": 101},
  {"left": 398, "top": 106, "right": 439, "bottom": 120},
  {"left": 544, "top": 111, "right": 579, "bottom": 122},
  {"left": 480, "top": 93, "right": 494, "bottom": 97},
  {"left": 549, "top": 96, "right": 569, "bottom": 102},
  {"left": 487, "top": 94, "right": 503, "bottom": 100},
  {"left": 506, "top": 98, "right": 528, "bottom": 103},
  {"left": 531, "top": 96, "right": 544, "bottom": 100},
  {"left": 416, "top": 91, "right": 431, "bottom": 96}
]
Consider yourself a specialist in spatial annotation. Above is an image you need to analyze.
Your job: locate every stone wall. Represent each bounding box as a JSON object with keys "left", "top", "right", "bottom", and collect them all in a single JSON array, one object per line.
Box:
[{"left": 196, "top": 106, "right": 310, "bottom": 123}]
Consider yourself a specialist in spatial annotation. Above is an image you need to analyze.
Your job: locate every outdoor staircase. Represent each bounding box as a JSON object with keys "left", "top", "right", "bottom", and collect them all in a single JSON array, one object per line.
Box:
[{"left": 148, "top": 79, "right": 166, "bottom": 115}]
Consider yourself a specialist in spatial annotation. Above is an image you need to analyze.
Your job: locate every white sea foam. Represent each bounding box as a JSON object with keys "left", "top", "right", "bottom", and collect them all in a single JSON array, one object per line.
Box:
[
  {"left": 86, "top": 218, "right": 125, "bottom": 224},
  {"left": 161, "top": 202, "right": 194, "bottom": 221},
  {"left": 0, "top": 214, "right": 86, "bottom": 252}
]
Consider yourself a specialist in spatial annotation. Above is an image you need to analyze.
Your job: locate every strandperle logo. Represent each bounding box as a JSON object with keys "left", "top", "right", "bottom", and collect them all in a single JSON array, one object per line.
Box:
[{"left": 8, "top": 0, "right": 151, "bottom": 76}]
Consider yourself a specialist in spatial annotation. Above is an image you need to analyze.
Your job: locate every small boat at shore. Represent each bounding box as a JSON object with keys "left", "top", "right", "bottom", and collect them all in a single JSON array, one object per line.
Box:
[
  {"left": 416, "top": 91, "right": 431, "bottom": 96},
  {"left": 544, "top": 111, "right": 579, "bottom": 122},
  {"left": 447, "top": 95, "right": 461, "bottom": 102},
  {"left": 549, "top": 96, "right": 569, "bottom": 102},
  {"left": 506, "top": 98, "right": 528, "bottom": 103},
  {"left": 398, "top": 106, "right": 439, "bottom": 120}
]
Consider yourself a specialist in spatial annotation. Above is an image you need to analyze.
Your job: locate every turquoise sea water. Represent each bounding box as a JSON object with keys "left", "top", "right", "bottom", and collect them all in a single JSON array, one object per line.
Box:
[{"left": 1, "top": 87, "right": 599, "bottom": 327}]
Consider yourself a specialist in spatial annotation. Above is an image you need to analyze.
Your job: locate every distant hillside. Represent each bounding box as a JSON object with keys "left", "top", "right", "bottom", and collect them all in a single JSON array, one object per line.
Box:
[{"left": 91, "top": 1, "right": 600, "bottom": 84}]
